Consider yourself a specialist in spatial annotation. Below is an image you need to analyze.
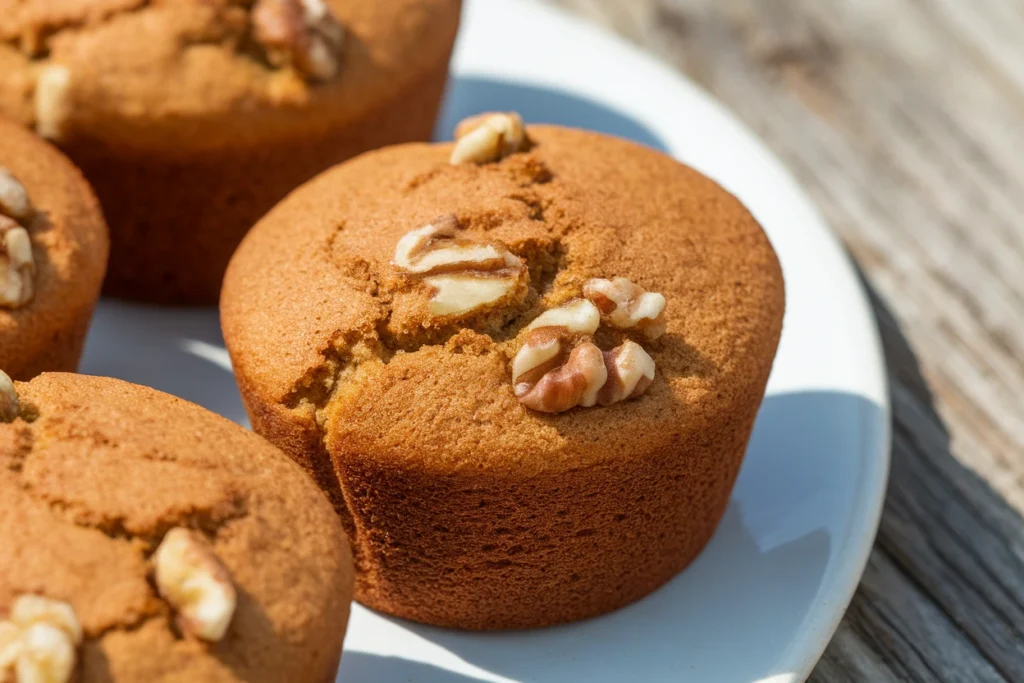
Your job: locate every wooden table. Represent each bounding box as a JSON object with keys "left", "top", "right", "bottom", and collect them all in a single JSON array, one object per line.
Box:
[{"left": 545, "top": 1, "right": 1024, "bottom": 680}]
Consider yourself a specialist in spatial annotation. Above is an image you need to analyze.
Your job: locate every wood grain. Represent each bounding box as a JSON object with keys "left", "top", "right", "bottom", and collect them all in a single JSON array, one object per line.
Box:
[{"left": 542, "top": 0, "right": 1024, "bottom": 680}]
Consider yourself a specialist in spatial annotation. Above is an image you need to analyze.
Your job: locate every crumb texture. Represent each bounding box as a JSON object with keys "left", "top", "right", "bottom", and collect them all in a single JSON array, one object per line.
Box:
[
  {"left": 0, "top": 373, "right": 353, "bottom": 681},
  {"left": 221, "top": 125, "right": 785, "bottom": 627}
]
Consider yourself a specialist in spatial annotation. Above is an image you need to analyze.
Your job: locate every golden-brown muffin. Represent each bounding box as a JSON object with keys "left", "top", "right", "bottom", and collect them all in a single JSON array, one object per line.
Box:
[
  {"left": 0, "top": 372, "right": 354, "bottom": 682},
  {"left": 0, "top": 0, "right": 462, "bottom": 304},
  {"left": 0, "top": 117, "right": 108, "bottom": 380},
  {"left": 221, "top": 120, "right": 785, "bottom": 629}
]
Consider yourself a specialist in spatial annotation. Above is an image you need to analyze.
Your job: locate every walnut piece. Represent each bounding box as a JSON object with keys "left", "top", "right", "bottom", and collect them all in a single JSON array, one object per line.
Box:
[
  {"left": 0, "top": 169, "right": 31, "bottom": 223},
  {"left": 35, "top": 65, "right": 72, "bottom": 142},
  {"left": 253, "top": 0, "right": 345, "bottom": 81},
  {"left": 513, "top": 330, "right": 607, "bottom": 413},
  {"left": 525, "top": 298, "right": 601, "bottom": 335},
  {"left": 1, "top": 218, "right": 36, "bottom": 310},
  {"left": 598, "top": 340, "right": 656, "bottom": 405},
  {"left": 583, "top": 277, "right": 667, "bottom": 341},
  {"left": 393, "top": 215, "right": 527, "bottom": 317},
  {"left": 450, "top": 112, "right": 527, "bottom": 165},
  {"left": 512, "top": 299, "right": 657, "bottom": 413},
  {"left": 0, "top": 595, "right": 82, "bottom": 683},
  {"left": 153, "top": 528, "right": 236, "bottom": 642},
  {"left": 0, "top": 370, "right": 17, "bottom": 423}
]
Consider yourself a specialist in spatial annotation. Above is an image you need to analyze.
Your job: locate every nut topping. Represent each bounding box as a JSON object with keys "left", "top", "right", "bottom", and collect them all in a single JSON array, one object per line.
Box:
[
  {"left": 525, "top": 298, "right": 601, "bottom": 335},
  {"left": 583, "top": 277, "right": 667, "bottom": 340},
  {"left": 450, "top": 112, "right": 527, "bottom": 165},
  {"left": 0, "top": 169, "right": 31, "bottom": 223},
  {"left": 35, "top": 65, "right": 72, "bottom": 142},
  {"left": 1, "top": 218, "right": 36, "bottom": 310},
  {"left": 597, "top": 340, "right": 656, "bottom": 406},
  {"left": 253, "top": 0, "right": 346, "bottom": 81},
  {"left": 393, "top": 216, "right": 527, "bottom": 317},
  {"left": 514, "top": 335, "right": 608, "bottom": 413},
  {"left": 511, "top": 300, "right": 606, "bottom": 413},
  {"left": 0, "top": 370, "right": 17, "bottom": 423},
  {"left": 512, "top": 295, "right": 660, "bottom": 413},
  {"left": 153, "top": 528, "right": 236, "bottom": 642},
  {"left": 0, "top": 596, "right": 82, "bottom": 683}
]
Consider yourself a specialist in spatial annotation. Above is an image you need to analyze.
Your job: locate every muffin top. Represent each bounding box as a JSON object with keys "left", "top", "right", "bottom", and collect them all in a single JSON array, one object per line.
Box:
[
  {"left": 221, "top": 121, "right": 785, "bottom": 475},
  {"left": 0, "top": 117, "right": 108, "bottom": 378},
  {"left": 0, "top": 0, "right": 461, "bottom": 152},
  {"left": 0, "top": 373, "right": 353, "bottom": 682}
]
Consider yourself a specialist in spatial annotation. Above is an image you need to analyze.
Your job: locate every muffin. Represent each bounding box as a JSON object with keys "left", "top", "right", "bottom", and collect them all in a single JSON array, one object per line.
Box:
[
  {"left": 0, "top": 372, "right": 354, "bottom": 682},
  {"left": 0, "top": 117, "right": 108, "bottom": 381},
  {"left": 221, "top": 114, "right": 785, "bottom": 629},
  {"left": 0, "top": 0, "right": 462, "bottom": 304}
]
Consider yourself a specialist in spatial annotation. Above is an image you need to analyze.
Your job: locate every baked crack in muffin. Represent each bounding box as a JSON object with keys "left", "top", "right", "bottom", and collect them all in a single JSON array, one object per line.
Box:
[
  {"left": 0, "top": 372, "right": 354, "bottom": 682},
  {"left": 221, "top": 115, "right": 786, "bottom": 629},
  {"left": 0, "top": 0, "right": 463, "bottom": 303},
  {"left": 0, "top": 117, "right": 107, "bottom": 380}
]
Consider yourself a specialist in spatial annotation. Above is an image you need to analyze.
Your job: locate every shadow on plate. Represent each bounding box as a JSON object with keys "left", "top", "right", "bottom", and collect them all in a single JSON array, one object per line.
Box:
[
  {"left": 436, "top": 75, "right": 669, "bottom": 151},
  {"left": 339, "top": 390, "right": 884, "bottom": 683},
  {"left": 339, "top": 653, "right": 490, "bottom": 683}
]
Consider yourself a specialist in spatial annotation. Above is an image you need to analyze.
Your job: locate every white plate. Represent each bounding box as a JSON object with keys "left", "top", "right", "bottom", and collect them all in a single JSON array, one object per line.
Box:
[{"left": 80, "top": 0, "right": 890, "bottom": 681}]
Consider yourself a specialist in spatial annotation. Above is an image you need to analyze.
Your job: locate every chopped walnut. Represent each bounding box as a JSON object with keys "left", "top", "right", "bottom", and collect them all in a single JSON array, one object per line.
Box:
[
  {"left": 0, "top": 595, "right": 82, "bottom": 683},
  {"left": 0, "top": 622, "right": 20, "bottom": 674},
  {"left": 0, "top": 370, "right": 17, "bottom": 423},
  {"left": 524, "top": 298, "right": 601, "bottom": 335},
  {"left": 0, "top": 169, "right": 31, "bottom": 223},
  {"left": 513, "top": 333, "right": 608, "bottom": 413},
  {"left": 512, "top": 299, "right": 606, "bottom": 413},
  {"left": 450, "top": 112, "right": 528, "bottom": 165},
  {"left": 598, "top": 340, "right": 656, "bottom": 405},
  {"left": 583, "top": 277, "right": 667, "bottom": 341},
  {"left": 392, "top": 215, "right": 527, "bottom": 317},
  {"left": 34, "top": 65, "right": 72, "bottom": 142},
  {"left": 153, "top": 528, "right": 236, "bottom": 642},
  {"left": 1, "top": 218, "right": 36, "bottom": 310},
  {"left": 253, "top": 0, "right": 346, "bottom": 81},
  {"left": 512, "top": 298, "right": 658, "bottom": 413}
]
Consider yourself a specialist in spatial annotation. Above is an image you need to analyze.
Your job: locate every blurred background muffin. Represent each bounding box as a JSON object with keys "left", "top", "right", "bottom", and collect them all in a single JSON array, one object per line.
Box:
[
  {"left": 0, "top": 0, "right": 462, "bottom": 304},
  {"left": 0, "top": 116, "right": 107, "bottom": 380}
]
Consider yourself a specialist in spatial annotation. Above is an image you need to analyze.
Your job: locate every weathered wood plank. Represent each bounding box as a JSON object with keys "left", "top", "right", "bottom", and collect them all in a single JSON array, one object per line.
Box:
[{"left": 543, "top": 0, "right": 1024, "bottom": 679}]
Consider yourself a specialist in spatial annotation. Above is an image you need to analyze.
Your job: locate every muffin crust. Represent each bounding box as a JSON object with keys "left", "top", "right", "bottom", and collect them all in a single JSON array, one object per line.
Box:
[
  {"left": 0, "top": 373, "right": 354, "bottom": 682},
  {"left": 222, "top": 125, "right": 785, "bottom": 628}
]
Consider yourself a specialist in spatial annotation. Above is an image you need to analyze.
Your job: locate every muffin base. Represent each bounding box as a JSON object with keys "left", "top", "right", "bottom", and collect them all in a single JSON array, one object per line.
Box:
[
  {"left": 2, "top": 300, "right": 96, "bottom": 381},
  {"left": 237, "top": 378, "right": 764, "bottom": 630},
  {"left": 70, "top": 60, "right": 453, "bottom": 305}
]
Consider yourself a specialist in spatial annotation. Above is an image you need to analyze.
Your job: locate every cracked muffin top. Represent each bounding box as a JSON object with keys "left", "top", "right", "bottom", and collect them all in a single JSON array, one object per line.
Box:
[
  {"left": 221, "top": 123, "right": 785, "bottom": 474},
  {"left": 0, "top": 372, "right": 353, "bottom": 682},
  {"left": 0, "top": 0, "right": 461, "bottom": 151}
]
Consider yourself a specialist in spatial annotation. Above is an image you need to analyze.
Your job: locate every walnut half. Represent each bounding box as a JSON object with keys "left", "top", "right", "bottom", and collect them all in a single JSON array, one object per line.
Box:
[
  {"left": 392, "top": 215, "right": 528, "bottom": 317},
  {"left": 0, "top": 595, "right": 82, "bottom": 683},
  {"left": 253, "top": 0, "right": 346, "bottom": 81},
  {"left": 153, "top": 528, "right": 237, "bottom": 642}
]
